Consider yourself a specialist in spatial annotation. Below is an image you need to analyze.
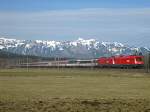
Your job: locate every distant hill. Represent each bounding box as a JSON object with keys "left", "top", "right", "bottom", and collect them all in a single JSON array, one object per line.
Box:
[
  {"left": 0, "top": 37, "right": 149, "bottom": 59},
  {"left": 0, "top": 49, "right": 68, "bottom": 61},
  {"left": 0, "top": 49, "right": 23, "bottom": 58},
  {"left": 0, "top": 50, "right": 67, "bottom": 68}
]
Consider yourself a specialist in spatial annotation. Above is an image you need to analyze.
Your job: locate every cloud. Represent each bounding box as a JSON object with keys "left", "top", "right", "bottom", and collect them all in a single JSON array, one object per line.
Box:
[{"left": 0, "top": 8, "right": 150, "bottom": 47}]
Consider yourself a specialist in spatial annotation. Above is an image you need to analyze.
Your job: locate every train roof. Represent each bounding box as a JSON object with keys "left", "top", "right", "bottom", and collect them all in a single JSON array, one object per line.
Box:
[{"left": 98, "top": 55, "right": 143, "bottom": 59}]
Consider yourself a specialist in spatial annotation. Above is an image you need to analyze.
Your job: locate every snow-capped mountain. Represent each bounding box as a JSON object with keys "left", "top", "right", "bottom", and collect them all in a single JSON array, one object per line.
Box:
[{"left": 0, "top": 37, "right": 149, "bottom": 59}]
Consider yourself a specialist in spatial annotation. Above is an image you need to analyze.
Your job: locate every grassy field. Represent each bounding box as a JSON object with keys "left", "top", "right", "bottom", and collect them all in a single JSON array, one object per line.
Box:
[{"left": 0, "top": 68, "right": 150, "bottom": 112}]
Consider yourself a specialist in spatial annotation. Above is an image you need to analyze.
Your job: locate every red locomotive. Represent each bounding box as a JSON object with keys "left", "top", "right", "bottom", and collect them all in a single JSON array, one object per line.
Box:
[{"left": 97, "top": 55, "right": 144, "bottom": 68}]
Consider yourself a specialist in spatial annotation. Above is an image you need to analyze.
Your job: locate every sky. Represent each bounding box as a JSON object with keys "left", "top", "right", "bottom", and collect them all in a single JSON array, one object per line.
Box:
[{"left": 0, "top": 0, "right": 150, "bottom": 47}]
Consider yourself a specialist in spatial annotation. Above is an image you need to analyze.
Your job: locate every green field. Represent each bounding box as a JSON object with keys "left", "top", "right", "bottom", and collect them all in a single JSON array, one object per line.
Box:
[{"left": 0, "top": 68, "right": 150, "bottom": 112}]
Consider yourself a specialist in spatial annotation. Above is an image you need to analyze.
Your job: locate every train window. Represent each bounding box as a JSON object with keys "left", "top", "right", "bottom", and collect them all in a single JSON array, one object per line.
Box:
[
  {"left": 79, "top": 61, "right": 92, "bottom": 64},
  {"left": 136, "top": 58, "right": 142, "bottom": 61}
]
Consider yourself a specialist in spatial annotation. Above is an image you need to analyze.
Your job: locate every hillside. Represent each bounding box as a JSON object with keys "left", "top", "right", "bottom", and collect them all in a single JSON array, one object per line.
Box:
[
  {"left": 0, "top": 50, "right": 62, "bottom": 60},
  {"left": 0, "top": 50, "right": 65, "bottom": 68},
  {"left": 0, "top": 37, "right": 149, "bottom": 59}
]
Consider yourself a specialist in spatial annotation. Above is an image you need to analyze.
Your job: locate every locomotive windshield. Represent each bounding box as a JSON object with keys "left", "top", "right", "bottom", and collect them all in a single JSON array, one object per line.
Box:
[{"left": 136, "top": 57, "right": 142, "bottom": 62}]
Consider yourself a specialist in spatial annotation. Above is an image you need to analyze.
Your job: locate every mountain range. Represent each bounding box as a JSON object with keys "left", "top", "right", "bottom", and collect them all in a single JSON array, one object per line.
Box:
[{"left": 0, "top": 37, "right": 149, "bottom": 59}]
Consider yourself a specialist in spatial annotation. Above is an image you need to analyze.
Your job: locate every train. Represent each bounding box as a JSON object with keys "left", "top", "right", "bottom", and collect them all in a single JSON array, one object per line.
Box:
[
  {"left": 97, "top": 55, "right": 144, "bottom": 68},
  {"left": 15, "top": 55, "right": 144, "bottom": 69},
  {"left": 18, "top": 59, "right": 97, "bottom": 68}
]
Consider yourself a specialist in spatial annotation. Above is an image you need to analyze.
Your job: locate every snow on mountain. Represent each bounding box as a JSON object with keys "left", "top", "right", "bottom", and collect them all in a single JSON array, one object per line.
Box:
[
  {"left": 143, "top": 47, "right": 150, "bottom": 51},
  {"left": 0, "top": 37, "right": 148, "bottom": 58}
]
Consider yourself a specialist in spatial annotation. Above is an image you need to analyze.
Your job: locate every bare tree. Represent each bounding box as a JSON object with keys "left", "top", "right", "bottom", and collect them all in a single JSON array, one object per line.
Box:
[{"left": 145, "top": 52, "right": 150, "bottom": 73}]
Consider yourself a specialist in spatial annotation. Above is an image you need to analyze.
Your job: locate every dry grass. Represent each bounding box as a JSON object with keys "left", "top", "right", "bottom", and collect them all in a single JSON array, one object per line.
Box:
[{"left": 0, "top": 68, "right": 150, "bottom": 111}]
